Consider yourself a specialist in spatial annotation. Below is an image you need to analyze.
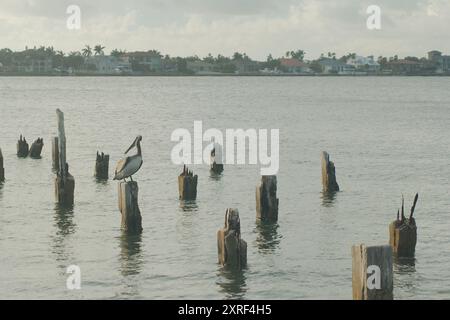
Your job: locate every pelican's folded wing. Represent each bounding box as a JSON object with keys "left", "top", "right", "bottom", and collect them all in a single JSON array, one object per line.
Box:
[{"left": 115, "top": 157, "right": 130, "bottom": 176}]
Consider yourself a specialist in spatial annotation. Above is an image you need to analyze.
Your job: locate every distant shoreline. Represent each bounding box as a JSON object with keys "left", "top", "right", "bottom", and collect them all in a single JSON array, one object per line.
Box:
[{"left": 1, "top": 73, "right": 449, "bottom": 77}]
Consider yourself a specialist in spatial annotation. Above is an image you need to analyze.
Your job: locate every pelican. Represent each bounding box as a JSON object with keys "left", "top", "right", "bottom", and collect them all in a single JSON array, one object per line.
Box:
[{"left": 114, "top": 135, "right": 143, "bottom": 181}]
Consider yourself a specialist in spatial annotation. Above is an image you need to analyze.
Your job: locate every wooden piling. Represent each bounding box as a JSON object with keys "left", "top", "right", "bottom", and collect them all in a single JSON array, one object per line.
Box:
[
  {"left": 55, "top": 109, "right": 75, "bottom": 205},
  {"left": 94, "top": 151, "right": 109, "bottom": 180},
  {"left": 352, "top": 244, "right": 393, "bottom": 300},
  {"left": 118, "top": 181, "right": 143, "bottom": 234},
  {"left": 52, "top": 137, "right": 59, "bottom": 170},
  {"left": 217, "top": 208, "right": 247, "bottom": 269},
  {"left": 210, "top": 147, "right": 224, "bottom": 174},
  {"left": 0, "top": 148, "right": 4, "bottom": 182},
  {"left": 389, "top": 194, "right": 418, "bottom": 258},
  {"left": 256, "top": 175, "right": 279, "bottom": 221},
  {"left": 321, "top": 151, "right": 339, "bottom": 192},
  {"left": 178, "top": 165, "right": 198, "bottom": 200},
  {"left": 29, "top": 138, "right": 44, "bottom": 159},
  {"left": 17, "top": 135, "right": 29, "bottom": 158}
]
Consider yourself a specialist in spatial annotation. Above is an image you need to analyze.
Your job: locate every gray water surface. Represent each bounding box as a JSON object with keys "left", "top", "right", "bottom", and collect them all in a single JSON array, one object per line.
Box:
[{"left": 0, "top": 77, "right": 449, "bottom": 299}]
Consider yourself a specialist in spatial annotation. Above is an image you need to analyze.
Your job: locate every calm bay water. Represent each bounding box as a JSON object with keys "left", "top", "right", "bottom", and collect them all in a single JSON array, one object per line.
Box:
[{"left": 0, "top": 76, "right": 449, "bottom": 299}]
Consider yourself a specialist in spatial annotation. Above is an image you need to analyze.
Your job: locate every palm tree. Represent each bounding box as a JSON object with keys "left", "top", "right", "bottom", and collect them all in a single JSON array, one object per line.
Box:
[
  {"left": 94, "top": 45, "right": 105, "bottom": 56},
  {"left": 82, "top": 45, "right": 92, "bottom": 57}
]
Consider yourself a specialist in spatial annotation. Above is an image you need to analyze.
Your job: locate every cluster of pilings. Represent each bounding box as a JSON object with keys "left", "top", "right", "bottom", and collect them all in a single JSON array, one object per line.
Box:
[
  {"left": 351, "top": 193, "right": 419, "bottom": 300},
  {"left": 16, "top": 135, "right": 44, "bottom": 159},
  {"left": 1, "top": 119, "right": 423, "bottom": 298}
]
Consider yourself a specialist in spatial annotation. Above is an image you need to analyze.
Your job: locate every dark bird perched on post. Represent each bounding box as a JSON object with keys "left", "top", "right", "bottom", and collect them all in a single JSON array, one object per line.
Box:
[{"left": 114, "top": 136, "right": 143, "bottom": 182}]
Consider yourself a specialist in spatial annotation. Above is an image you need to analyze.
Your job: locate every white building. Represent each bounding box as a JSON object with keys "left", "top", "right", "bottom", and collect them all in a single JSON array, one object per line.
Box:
[
  {"left": 346, "top": 55, "right": 380, "bottom": 73},
  {"left": 85, "top": 56, "right": 132, "bottom": 74}
]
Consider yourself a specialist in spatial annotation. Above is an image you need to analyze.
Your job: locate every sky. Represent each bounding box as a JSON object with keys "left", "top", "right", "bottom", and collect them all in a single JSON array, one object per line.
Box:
[{"left": 0, "top": 0, "right": 449, "bottom": 60}]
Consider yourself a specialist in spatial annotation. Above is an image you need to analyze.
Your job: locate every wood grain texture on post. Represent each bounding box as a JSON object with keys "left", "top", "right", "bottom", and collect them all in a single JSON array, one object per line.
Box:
[
  {"left": 17, "top": 135, "right": 29, "bottom": 158},
  {"left": 389, "top": 194, "right": 418, "bottom": 257},
  {"left": 217, "top": 208, "right": 247, "bottom": 270},
  {"left": 321, "top": 151, "right": 339, "bottom": 193},
  {"left": 95, "top": 151, "right": 110, "bottom": 180},
  {"left": 178, "top": 165, "right": 198, "bottom": 200},
  {"left": 256, "top": 175, "right": 279, "bottom": 221},
  {"left": 352, "top": 244, "right": 393, "bottom": 300},
  {"left": 52, "top": 137, "right": 59, "bottom": 170},
  {"left": 118, "top": 181, "right": 143, "bottom": 234},
  {"left": 55, "top": 109, "right": 75, "bottom": 205},
  {"left": 0, "top": 148, "right": 4, "bottom": 182},
  {"left": 29, "top": 138, "right": 44, "bottom": 159}
]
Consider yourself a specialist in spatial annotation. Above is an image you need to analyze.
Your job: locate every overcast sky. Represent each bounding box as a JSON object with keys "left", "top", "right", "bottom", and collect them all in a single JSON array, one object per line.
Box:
[{"left": 0, "top": 0, "right": 449, "bottom": 60}]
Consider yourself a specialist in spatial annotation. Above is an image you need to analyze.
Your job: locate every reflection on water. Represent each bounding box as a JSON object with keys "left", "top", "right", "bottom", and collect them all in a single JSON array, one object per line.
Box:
[
  {"left": 94, "top": 177, "right": 109, "bottom": 186},
  {"left": 394, "top": 257, "right": 417, "bottom": 293},
  {"left": 179, "top": 200, "right": 198, "bottom": 212},
  {"left": 54, "top": 203, "right": 76, "bottom": 237},
  {"left": 209, "top": 171, "right": 223, "bottom": 181},
  {"left": 52, "top": 203, "right": 76, "bottom": 262},
  {"left": 119, "top": 232, "right": 143, "bottom": 277},
  {"left": 254, "top": 220, "right": 281, "bottom": 254},
  {"left": 216, "top": 267, "right": 247, "bottom": 300},
  {"left": 321, "top": 191, "right": 338, "bottom": 207}
]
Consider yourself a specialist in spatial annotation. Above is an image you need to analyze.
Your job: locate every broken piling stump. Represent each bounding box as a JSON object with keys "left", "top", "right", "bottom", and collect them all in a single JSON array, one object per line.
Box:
[
  {"left": 217, "top": 208, "right": 247, "bottom": 269},
  {"left": 17, "top": 135, "right": 29, "bottom": 158},
  {"left": 389, "top": 194, "right": 418, "bottom": 258},
  {"left": 256, "top": 175, "right": 279, "bottom": 221},
  {"left": 118, "top": 181, "right": 142, "bottom": 234},
  {"left": 210, "top": 147, "right": 224, "bottom": 174},
  {"left": 94, "top": 151, "right": 109, "bottom": 180},
  {"left": 54, "top": 109, "right": 75, "bottom": 205},
  {"left": 52, "top": 137, "right": 59, "bottom": 170},
  {"left": 321, "top": 151, "right": 339, "bottom": 192},
  {"left": 178, "top": 165, "right": 198, "bottom": 200},
  {"left": 29, "top": 138, "right": 44, "bottom": 159},
  {"left": 352, "top": 244, "right": 393, "bottom": 300},
  {"left": 0, "top": 148, "right": 4, "bottom": 182}
]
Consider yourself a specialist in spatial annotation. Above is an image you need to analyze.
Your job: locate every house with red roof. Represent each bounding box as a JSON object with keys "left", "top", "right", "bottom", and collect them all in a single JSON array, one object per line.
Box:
[{"left": 279, "top": 58, "right": 312, "bottom": 74}]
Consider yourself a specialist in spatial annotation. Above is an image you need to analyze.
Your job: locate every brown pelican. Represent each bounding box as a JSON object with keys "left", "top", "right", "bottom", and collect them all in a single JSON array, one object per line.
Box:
[{"left": 114, "top": 135, "right": 143, "bottom": 181}]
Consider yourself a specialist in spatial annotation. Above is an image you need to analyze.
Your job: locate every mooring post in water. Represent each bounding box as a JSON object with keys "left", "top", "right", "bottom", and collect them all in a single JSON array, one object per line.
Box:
[
  {"left": 17, "top": 135, "right": 29, "bottom": 158},
  {"left": 256, "top": 175, "right": 279, "bottom": 221},
  {"left": 118, "top": 181, "right": 142, "bottom": 234},
  {"left": 352, "top": 244, "right": 393, "bottom": 300},
  {"left": 55, "top": 109, "right": 75, "bottom": 205},
  {"left": 52, "top": 137, "right": 59, "bottom": 170},
  {"left": 210, "top": 146, "right": 223, "bottom": 174},
  {"left": 217, "top": 208, "right": 247, "bottom": 269},
  {"left": 0, "top": 148, "right": 4, "bottom": 182},
  {"left": 389, "top": 193, "right": 418, "bottom": 258},
  {"left": 178, "top": 165, "right": 198, "bottom": 200},
  {"left": 94, "top": 151, "right": 109, "bottom": 180},
  {"left": 321, "top": 151, "right": 339, "bottom": 193},
  {"left": 29, "top": 138, "right": 44, "bottom": 159}
]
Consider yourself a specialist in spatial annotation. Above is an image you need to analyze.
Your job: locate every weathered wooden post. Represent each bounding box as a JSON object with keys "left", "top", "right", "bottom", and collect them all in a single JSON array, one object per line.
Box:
[
  {"left": 17, "top": 135, "right": 29, "bottom": 158},
  {"left": 389, "top": 194, "right": 418, "bottom": 258},
  {"left": 118, "top": 181, "right": 142, "bottom": 234},
  {"left": 321, "top": 151, "right": 339, "bottom": 192},
  {"left": 29, "top": 138, "right": 44, "bottom": 159},
  {"left": 256, "top": 175, "right": 279, "bottom": 221},
  {"left": 210, "top": 147, "right": 224, "bottom": 174},
  {"left": 352, "top": 244, "right": 393, "bottom": 300},
  {"left": 178, "top": 165, "right": 198, "bottom": 200},
  {"left": 55, "top": 109, "right": 75, "bottom": 205},
  {"left": 217, "top": 208, "right": 247, "bottom": 269},
  {"left": 52, "top": 137, "right": 59, "bottom": 170},
  {"left": 0, "top": 148, "right": 4, "bottom": 182},
  {"left": 94, "top": 151, "right": 109, "bottom": 179}
]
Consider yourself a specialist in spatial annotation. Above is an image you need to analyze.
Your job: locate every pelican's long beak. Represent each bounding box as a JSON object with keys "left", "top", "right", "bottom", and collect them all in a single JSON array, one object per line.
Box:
[{"left": 124, "top": 138, "right": 137, "bottom": 154}]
